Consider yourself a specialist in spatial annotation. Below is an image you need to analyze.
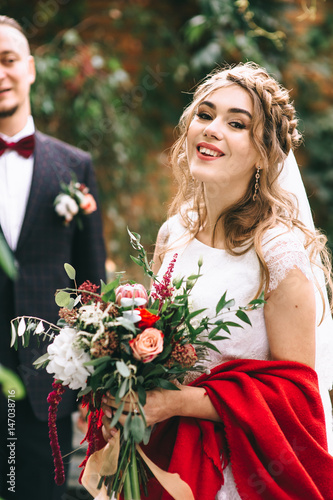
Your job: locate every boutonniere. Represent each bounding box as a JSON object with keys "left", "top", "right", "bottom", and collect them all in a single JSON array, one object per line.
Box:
[{"left": 54, "top": 177, "right": 97, "bottom": 228}]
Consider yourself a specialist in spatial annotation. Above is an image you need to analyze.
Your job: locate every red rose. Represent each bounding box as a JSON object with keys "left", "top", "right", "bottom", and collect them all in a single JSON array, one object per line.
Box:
[{"left": 137, "top": 308, "right": 160, "bottom": 329}]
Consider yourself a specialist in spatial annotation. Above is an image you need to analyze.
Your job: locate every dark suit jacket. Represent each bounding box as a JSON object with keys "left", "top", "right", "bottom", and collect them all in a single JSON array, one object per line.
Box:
[{"left": 0, "top": 131, "right": 106, "bottom": 420}]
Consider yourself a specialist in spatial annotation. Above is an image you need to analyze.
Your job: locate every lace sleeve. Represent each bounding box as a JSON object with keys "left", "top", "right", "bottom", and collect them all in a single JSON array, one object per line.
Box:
[
  {"left": 263, "top": 228, "right": 333, "bottom": 398},
  {"left": 262, "top": 228, "right": 312, "bottom": 293}
]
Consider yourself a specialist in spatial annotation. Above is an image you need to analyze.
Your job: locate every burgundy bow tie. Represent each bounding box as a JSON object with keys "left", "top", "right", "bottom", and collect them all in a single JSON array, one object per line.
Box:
[{"left": 0, "top": 134, "right": 35, "bottom": 158}]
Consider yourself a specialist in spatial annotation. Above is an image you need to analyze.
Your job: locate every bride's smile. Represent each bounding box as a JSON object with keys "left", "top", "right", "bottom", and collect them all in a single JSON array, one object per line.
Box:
[{"left": 186, "top": 84, "right": 260, "bottom": 199}]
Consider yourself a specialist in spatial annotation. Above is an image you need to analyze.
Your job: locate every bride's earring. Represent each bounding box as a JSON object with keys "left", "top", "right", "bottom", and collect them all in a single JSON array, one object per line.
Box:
[{"left": 253, "top": 166, "right": 261, "bottom": 201}]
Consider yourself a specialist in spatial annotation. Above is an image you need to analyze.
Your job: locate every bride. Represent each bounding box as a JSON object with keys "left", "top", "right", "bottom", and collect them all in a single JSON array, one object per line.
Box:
[{"left": 102, "top": 62, "right": 333, "bottom": 499}]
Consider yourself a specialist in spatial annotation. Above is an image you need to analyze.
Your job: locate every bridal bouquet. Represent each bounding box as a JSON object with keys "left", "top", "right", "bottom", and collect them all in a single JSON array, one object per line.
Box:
[{"left": 10, "top": 230, "right": 264, "bottom": 500}]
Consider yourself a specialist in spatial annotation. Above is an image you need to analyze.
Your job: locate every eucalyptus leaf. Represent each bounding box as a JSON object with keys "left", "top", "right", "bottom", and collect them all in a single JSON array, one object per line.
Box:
[
  {"left": 117, "top": 317, "right": 137, "bottom": 334},
  {"left": 137, "top": 400, "right": 147, "bottom": 426},
  {"left": 137, "top": 384, "right": 146, "bottom": 406},
  {"left": 84, "top": 355, "right": 112, "bottom": 366},
  {"left": 143, "top": 425, "right": 152, "bottom": 446},
  {"left": 123, "top": 411, "right": 132, "bottom": 441},
  {"left": 130, "top": 415, "right": 146, "bottom": 443},
  {"left": 67, "top": 297, "right": 75, "bottom": 310},
  {"left": 55, "top": 291, "right": 71, "bottom": 307},
  {"left": 116, "top": 360, "right": 131, "bottom": 378},
  {"left": 77, "top": 385, "right": 93, "bottom": 398},
  {"left": 91, "top": 362, "right": 108, "bottom": 378},
  {"left": 110, "top": 401, "right": 125, "bottom": 428},
  {"left": 118, "top": 378, "right": 129, "bottom": 399},
  {"left": 33, "top": 352, "right": 50, "bottom": 369},
  {"left": 64, "top": 263, "right": 76, "bottom": 280}
]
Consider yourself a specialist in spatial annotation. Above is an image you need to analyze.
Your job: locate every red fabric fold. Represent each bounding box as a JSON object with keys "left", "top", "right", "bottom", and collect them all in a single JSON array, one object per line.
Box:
[{"left": 142, "top": 359, "right": 333, "bottom": 500}]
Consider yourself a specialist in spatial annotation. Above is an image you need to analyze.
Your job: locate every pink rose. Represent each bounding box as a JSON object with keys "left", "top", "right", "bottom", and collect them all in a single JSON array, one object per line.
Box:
[
  {"left": 115, "top": 283, "right": 148, "bottom": 307},
  {"left": 80, "top": 194, "right": 97, "bottom": 214},
  {"left": 129, "top": 328, "right": 164, "bottom": 363}
]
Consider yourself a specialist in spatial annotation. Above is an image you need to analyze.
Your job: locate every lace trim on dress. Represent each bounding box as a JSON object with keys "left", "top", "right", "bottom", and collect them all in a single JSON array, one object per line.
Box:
[
  {"left": 263, "top": 230, "right": 333, "bottom": 392},
  {"left": 264, "top": 238, "right": 312, "bottom": 292}
]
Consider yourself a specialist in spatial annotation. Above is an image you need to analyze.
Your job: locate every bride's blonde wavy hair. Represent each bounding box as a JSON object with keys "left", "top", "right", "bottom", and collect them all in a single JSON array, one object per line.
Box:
[{"left": 166, "top": 62, "right": 332, "bottom": 309}]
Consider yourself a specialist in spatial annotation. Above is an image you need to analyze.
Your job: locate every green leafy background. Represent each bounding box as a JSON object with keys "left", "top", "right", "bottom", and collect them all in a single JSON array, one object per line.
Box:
[{"left": 0, "top": 0, "right": 332, "bottom": 280}]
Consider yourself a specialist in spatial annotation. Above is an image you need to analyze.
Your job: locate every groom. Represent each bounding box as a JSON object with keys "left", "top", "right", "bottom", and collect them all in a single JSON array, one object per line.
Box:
[{"left": 0, "top": 16, "right": 106, "bottom": 500}]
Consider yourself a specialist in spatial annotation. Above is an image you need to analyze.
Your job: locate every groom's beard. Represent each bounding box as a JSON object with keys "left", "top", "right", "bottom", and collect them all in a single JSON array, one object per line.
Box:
[{"left": 0, "top": 106, "right": 19, "bottom": 118}]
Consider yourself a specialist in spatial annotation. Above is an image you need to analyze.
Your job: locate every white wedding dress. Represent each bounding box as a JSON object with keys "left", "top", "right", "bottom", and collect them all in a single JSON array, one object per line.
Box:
[{"left": 157, "top": 213, "right": 333, "bottom": 500}]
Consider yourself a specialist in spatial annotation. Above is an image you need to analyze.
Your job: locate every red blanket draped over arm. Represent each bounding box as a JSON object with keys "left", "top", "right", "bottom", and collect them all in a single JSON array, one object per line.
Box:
[{"left": 142, "top": 359, "right": 333, "bottom": 500}]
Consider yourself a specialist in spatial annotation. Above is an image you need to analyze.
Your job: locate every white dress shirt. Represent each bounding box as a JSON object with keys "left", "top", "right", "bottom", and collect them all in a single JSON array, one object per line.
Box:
[{"left": 0, "top": 116, "right": 35, "bottom": 251}]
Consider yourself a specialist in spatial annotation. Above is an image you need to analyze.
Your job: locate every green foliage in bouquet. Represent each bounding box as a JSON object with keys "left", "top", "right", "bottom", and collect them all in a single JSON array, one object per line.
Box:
[{"left": 10, "top": 230, "right": 265, "bottom": 499}]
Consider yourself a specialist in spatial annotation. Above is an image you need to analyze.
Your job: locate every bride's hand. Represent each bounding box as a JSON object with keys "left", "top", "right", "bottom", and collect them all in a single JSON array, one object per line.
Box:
[
  {"left": 101, "top": 387, "right": 182, "bottom": 428},
  {"left": 100, "top": 385, "right": 220, "bottom": 440},
  {"left": 101, "top": 412, "right": 119, "bottom": 442}
]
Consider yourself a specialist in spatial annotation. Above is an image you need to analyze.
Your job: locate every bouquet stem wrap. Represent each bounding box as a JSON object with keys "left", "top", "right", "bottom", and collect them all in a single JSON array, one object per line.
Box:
[{"left": 81, "top": 429, "right": 195, "bottom": 499}]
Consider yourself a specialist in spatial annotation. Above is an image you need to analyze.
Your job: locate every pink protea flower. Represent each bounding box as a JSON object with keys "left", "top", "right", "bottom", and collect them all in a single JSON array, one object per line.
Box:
[{"left": 115, "top": 283, "right": 148, "bottom": 308}]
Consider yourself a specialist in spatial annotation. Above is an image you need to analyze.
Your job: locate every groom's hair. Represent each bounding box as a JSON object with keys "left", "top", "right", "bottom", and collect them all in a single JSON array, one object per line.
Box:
[
  {"left": 0, "top": 15, "right": 31, "bottom": 54},
  {"left": 0, "top": 15, "right": 25, "bottom": 35}
]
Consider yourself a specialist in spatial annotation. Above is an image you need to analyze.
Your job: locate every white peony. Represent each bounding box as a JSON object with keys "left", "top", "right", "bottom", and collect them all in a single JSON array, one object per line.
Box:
[{"left": 46, "top": 327, "right": 93, "bottom": 390}]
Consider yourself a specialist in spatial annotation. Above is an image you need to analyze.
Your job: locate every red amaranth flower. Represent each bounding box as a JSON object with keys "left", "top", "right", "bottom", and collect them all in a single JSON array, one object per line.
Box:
[
  {"left": 79, "top": 398, "right": 106, "bottom": 483},
  {"left": 47, "top": 381, "right": 66, "bottom": 485},
  {"left": 151, "top": 253, "right": 178, "bottom": 307},
  {"left": 78, "top": 280, "right": 101, "bottom": 304}
]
